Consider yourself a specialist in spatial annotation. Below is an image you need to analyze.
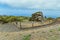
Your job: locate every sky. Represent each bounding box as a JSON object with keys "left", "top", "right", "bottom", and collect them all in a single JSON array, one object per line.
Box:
[{"left": 0, "top": 0, "right": 60, "bottom": 18}]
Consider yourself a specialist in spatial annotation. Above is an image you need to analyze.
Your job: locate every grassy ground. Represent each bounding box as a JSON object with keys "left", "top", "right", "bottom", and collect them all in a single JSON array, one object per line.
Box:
[{"left": 0, "top": 23, "right": 60, "bottom": 40}]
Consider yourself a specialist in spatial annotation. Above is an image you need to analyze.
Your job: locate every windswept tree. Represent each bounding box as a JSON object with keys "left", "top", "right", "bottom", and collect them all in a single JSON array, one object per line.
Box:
[
  {"left": 29, "top": 11, "right": 44, "bottom": 27},
  {"left": 29, "top": 11, "right": 44, "bottom": 22}
]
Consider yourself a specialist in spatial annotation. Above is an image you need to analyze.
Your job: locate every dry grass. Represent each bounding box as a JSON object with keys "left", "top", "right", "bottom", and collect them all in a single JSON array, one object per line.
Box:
[
  {"left": 0, "top": 22, "right": 60, "bottom": 40},
  {"left": 21, "top": 21, "right": 53, "bottom": 28}
]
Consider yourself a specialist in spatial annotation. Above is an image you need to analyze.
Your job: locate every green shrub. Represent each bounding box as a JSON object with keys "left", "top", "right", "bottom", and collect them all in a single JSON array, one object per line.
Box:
[
  {"left": 58, "top": 27, "right": 60, "bottom": 31},
  {"left": 23, "top": 34, "right": 31, "bottom": 40},
  {"left": 50, "top": 29, "right": 54, "bottom": 32}
]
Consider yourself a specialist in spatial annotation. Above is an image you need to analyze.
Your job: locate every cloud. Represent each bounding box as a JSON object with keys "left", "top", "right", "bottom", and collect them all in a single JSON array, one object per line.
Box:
[
  {"left": 0, "top": 0, "right": 60, "bottom": 9},
  {"left": 0, "top": 0, "right": 60, "bottom": 18}
]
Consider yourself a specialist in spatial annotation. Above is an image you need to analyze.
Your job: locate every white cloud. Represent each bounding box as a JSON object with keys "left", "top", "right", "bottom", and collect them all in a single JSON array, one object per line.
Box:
[{"left": 0, "top": 0, "right": 60, "bottom": 9}]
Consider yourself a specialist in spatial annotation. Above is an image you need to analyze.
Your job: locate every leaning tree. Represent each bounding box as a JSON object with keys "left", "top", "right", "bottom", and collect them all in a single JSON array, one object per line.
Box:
[{"left": 29, "top": 11, "right": 44, "bottom": 27}]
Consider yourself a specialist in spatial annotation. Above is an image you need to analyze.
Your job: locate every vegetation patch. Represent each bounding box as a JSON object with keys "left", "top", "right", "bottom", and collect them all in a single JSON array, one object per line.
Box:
[
  {"left": 23, "top": 34, "right": 31, "bottom": 40},
  {"left": 58, "top": 27, "right": 60, "bottom": 31},
  {"left": 49, "top": 29, "right": 54, "bottom": 32}
]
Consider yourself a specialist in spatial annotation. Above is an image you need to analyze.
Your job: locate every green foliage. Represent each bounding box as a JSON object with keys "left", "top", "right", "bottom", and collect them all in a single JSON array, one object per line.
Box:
[
  {"left": 23, "top": 34, "right": 31, "bottom": 40},
  {"left": 29, "top": 17, "right": 33, "bottom": 21},
  {"left": 47, "top": 17, "right": 54, "bottom": 20},
  {"left": 0, "top": 16, "right": 30, "bottom": 23},
  {"left": 49, "top": 29, "right": 54, "bottom": 32},
  {"left": 50, "top": 30, "right": 53, "bottom": 32},
  {"left": 56, "top": 17, "right": 60, "bottom": 19},
  {"left": 29, "top": 11, "right": 43, "bottom": 21},
  {"left": 58, "top": 27, "right": 60, "bottom": 31},
  {"left": 46, "top": 17, "right": 55, "bottom": 23},
  {"left": 56, "top": 17, "right": 60, "bottom": 21}
]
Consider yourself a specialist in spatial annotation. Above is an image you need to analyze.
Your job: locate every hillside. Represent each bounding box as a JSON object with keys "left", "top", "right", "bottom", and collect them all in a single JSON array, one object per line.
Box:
[{"left": 0, "top": 21, "right": 60, "bottom": 40}]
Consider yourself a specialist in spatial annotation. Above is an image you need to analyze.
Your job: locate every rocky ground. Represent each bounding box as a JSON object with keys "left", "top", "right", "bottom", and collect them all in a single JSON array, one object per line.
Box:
[{"left": 0, "top": 22, "right": 60, "bottom": 40}]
